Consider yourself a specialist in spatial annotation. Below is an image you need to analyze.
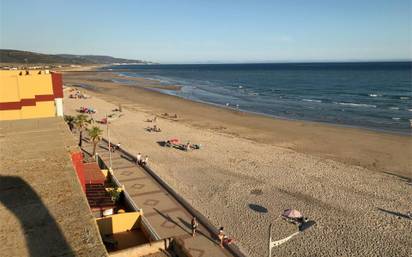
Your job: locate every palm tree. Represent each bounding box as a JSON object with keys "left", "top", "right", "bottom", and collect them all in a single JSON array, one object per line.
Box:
[
  {"left": 64, "top": 115, "right": 75, "bottom": 131},
  {"left": 88, "top": 126, "right": 103, "bottom": 158},
  {"left": 75, "top": 114, "right": 91, "bottom": 147}
]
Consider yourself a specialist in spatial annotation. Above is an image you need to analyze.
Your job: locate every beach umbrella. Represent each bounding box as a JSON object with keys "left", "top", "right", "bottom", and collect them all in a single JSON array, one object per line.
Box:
[
  {"left": 282, "top": 209, "right": 303, "bottom": 218},
  {"left": 170, "top": 138, "right": 180, "bottom": 144}
]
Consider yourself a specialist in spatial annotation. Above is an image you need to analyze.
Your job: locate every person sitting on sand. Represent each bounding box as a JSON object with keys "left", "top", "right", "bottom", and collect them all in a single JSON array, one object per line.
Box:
[
  {"left": 141, "top": 155, "right": 149, "bottom": 165},
  {"left": 153, "top": 125, "right": 161, "bottom": 132},
  {"left": 111, "top": 143, "right": 121, "bottom": 152},
  {"left": 223, "top": 235, "right": 234, "bottom": 245}
]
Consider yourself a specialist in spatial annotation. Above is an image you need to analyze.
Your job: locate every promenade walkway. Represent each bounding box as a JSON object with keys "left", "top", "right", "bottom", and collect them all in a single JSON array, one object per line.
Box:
[{"left": 83, "top": 140, "right": 241, "bottom": 257}]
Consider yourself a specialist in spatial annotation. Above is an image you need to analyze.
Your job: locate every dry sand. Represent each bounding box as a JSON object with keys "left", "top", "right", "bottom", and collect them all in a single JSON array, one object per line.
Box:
[{"left": 63, "top": 71, "right": 412, "bottom": 257}]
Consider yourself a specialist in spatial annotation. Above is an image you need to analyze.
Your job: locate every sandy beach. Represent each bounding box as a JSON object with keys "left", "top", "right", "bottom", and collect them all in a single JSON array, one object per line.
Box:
[{"left": 63, "top": 71, "right": 412, "bottom": 257}]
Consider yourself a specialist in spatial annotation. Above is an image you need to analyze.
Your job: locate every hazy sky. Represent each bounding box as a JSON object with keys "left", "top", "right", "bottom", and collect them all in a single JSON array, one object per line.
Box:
[{"left": 1, "top": 0, "right": 411, "bottom": 63}]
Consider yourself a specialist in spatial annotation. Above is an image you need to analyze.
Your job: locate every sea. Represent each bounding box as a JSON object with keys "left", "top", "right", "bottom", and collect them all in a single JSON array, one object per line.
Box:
[{"left": 104, "top": 62, "right": 412, "bottom": 134}]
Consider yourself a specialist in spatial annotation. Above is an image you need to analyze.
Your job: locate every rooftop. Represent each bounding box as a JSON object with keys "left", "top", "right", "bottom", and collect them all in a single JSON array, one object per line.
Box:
[{"left": 0, "top": 117, "right": 107, "bottom": 257}]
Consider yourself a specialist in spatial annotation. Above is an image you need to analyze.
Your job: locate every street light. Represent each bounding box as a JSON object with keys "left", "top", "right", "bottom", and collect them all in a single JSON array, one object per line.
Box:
[{"left": 106, "top": 114, "right": 112, "bottom": 170}]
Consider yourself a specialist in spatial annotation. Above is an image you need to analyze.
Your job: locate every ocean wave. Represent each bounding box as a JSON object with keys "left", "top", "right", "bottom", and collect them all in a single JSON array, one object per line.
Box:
[
  {"left": 302, "top": 99, "right": 322, "bottom": 103},
  {"left": 392, "top": 117, "right": 400, "bottom": 121},
  {"left": 408, "top": 109, "right": 412, "bottom": 112},
  {"left": 335, "top": 102, "right": 376, "bottom": 108},
  {"left": 389, "top": 107, "right": 399, "bottom": 110},
  {"left": 369, "top": 93, "right": 381, "bottom": 97},
  {"left": 400, "top": 96, "right": 410, "bottom": 100}
]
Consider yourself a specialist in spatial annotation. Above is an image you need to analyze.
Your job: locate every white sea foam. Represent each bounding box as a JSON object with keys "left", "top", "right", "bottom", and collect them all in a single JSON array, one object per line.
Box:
[
  {"left": 400, "top": 96, "right": 410, "bottom": 100},
  {"left": 392, "top": 117, "right": 401, "bottom": 120},
  {"left": 336, "top": 102, "right": 376, "bottom": 108},
  {"left": 369, "top": 94, "right": 379, "bottom": 97},
  {"left": 389, "top": 107, "right": 399, "bottom": 110},
  {"left": 408, "top": 109, "right": 412, "bottom": 112},
  {"left": 302, "top": 99, "right": 322, "bottom": 103}
]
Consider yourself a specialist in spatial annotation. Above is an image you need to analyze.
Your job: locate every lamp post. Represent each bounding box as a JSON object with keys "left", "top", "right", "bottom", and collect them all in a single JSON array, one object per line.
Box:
[{"left": 106, "top": 114, "right": 112, "bottom": 170}]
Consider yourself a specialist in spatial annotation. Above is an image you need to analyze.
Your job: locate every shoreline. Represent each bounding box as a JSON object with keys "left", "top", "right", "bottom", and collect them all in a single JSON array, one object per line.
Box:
[
  {"left": 70, "top": 69, "right": 412, "bottom": 136},
  {"left": 146, "top": 87, "right": 412, "bottom": 137},
  {"left": 63, "top": 70, "right": 412, "bottom": 179}
]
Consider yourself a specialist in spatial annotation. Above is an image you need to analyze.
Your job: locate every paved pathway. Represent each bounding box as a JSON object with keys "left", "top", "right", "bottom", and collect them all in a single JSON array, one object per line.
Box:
[{"left": 84, "top": 141, "right": 235, "bottom": 257}]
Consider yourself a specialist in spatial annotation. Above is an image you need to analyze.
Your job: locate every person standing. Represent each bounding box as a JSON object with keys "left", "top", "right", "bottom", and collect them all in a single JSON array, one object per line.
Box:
[
  {"left": 136, "top": 153, "right": 141, "bottom": 164},
  {"left": 191, "top": 217, "right": 198, "bottom": 237},
  {"left": 218, "top": 227, "right": 224, "bottom": 248}
]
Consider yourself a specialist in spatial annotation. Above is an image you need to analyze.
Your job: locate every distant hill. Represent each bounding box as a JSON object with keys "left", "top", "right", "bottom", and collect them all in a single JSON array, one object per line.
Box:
[{"left": 0, "top": 49, "right": 148, "bottom": 64}]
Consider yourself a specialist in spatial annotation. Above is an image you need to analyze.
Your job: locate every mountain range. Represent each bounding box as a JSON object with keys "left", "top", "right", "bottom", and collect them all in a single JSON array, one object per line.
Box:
[{"left": 0, "top": 49, "right": 148, "bottom": 64}]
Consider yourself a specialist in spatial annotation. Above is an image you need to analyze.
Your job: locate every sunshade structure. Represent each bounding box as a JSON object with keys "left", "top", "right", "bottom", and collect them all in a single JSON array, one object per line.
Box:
[
  {"left": 282, "top": 209, "right": 303, "bottom": 219},
  {"left": 169, "top": 138, "right": 180, "bottom": 144}
]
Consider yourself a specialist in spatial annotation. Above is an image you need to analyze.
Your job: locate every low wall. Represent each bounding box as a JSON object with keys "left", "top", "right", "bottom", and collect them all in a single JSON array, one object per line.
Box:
[
  {"left": 109, "top": 238, "right": 172, "bottom": 257},
  {"left": 96, "top": 211, "right": 142, "bottom": 235},
  {"left": 70, "top": 151, "right": 86, "bottom": 192}
]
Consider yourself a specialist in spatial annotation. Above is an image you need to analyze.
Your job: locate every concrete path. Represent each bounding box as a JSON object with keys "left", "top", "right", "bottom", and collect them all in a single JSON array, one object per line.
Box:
[{"left": 84, "top": 141, "right": 235, "bottom": 257}]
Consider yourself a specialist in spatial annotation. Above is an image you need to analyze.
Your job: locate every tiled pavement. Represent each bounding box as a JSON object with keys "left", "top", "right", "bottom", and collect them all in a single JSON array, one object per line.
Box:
[{"left": 83, "top": 141, "right": 235, "bottom": 257}]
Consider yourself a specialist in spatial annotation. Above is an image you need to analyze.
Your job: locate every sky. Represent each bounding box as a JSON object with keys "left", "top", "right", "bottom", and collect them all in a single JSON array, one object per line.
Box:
[{"left": 0, "top": 0, "right": 411, "bottom": 63}]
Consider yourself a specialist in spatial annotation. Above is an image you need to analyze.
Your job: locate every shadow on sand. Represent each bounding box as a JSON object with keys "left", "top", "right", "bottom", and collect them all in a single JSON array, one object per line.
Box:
[
  {"left": 0, "top": 175, "right": 75, "bottom": 256},
  {"left": 377, "top": 208, "right": 411, "bottom": 220},
  {"left": 382, "top": 171, "right": 411, "bottom": 186},
  {"left": 248, "top": 203, "right": 268, "bottom": 213}
]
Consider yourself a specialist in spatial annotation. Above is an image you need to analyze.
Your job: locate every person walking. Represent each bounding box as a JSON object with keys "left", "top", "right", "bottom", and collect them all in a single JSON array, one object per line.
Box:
[
  {"left": 191, "top": 217, "right": 198, "bottom": 237},
  {"left": 218, "top": 227, "right": 225, "bottom": 248},
  {"left": 136, "top": 153, "right": 141, "bottom": 164}
]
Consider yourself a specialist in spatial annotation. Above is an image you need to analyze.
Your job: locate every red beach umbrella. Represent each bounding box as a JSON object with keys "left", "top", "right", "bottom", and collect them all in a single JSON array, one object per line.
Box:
[{"left": 170, "top": 138, "right": 180, "bottom": 144}]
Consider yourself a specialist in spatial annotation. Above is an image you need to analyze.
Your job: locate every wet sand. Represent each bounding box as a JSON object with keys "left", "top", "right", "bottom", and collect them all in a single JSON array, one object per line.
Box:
[{"left": 63, "top": 71, "right": 412, "bottom": 257}]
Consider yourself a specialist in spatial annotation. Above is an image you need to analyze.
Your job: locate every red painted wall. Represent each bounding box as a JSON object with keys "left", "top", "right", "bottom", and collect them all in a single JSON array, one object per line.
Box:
[
  {"left": 51, "top": 72, "right": 63, "bottom": 98},
  {"left": 71, "top": 152, "right": 86, "bottom": 192}
]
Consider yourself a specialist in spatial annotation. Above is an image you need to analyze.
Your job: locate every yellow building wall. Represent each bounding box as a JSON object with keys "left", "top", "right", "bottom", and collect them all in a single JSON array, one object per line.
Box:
[
  {"left": 96, "top": 212, "right": 142, "bottom": 236},
  {"left": 20, "top": 101, "right": 55, "bottom": 119},
  {"left": 0, "top": 75, "right": 20, "bottom": 102},
  {"left": 0, "top": 70, "right": 57, "bottom": 121},
  {"left": 17, "top": 73, "right": 53, "bottom": 99},
  {"left": 0, "top": 110, "right": 22, "bottom": 120}
]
